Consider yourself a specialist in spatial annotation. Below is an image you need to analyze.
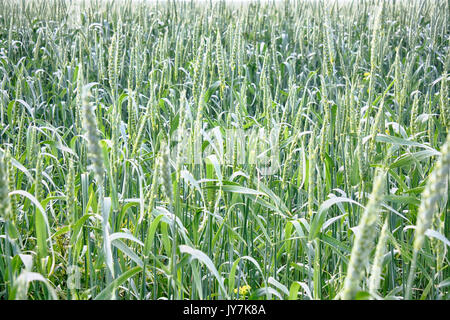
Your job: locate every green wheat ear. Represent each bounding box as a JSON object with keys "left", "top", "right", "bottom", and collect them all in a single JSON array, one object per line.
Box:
[
  {"left": 82, "top": 85, "right": 104, "bottom": 185},
  {"left": 342, "top": 169, "right": 386, "bottom": 300},
  {"left": 0, "top": 152, "right": 11, "bottom": 221},
  {"left": 368, "top": 217, "right": 389, "bottom": 298},
  {"left": 413, "top": 134, "right": 449, "bottom": 252},
  {"left": 159, "top": 140, "right": 173, "bottom": 206},
  {"left": 406, "top": 133, "right": 450, "bottom": 299},
  {"left": 66, "top": 158, "right": 76, "bottom": 225}
]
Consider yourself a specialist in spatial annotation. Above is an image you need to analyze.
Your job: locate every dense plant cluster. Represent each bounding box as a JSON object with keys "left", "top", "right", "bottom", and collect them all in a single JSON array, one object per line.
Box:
[{"left": 0, "top": 0, "right": 448, "bottom": 300}]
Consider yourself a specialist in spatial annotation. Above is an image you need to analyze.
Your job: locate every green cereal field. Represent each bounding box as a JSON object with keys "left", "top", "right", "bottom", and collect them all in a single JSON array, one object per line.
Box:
[{"left": 0, "top": 0, "right": 448, "bottom": 300}]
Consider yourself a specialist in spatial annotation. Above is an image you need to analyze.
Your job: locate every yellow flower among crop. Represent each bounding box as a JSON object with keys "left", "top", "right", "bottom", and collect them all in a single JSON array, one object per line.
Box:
[
  {"left": 363, "top": 72, "right": 371, "bottom": 80},
  {"left": 234, "top": 285, "right": 251, "bottom": 296}
]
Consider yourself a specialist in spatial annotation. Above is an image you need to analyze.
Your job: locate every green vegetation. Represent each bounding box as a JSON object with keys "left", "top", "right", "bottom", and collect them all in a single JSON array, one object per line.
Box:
[{"left": 0, "top": 0, "right": 448, "bottom": 300}]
